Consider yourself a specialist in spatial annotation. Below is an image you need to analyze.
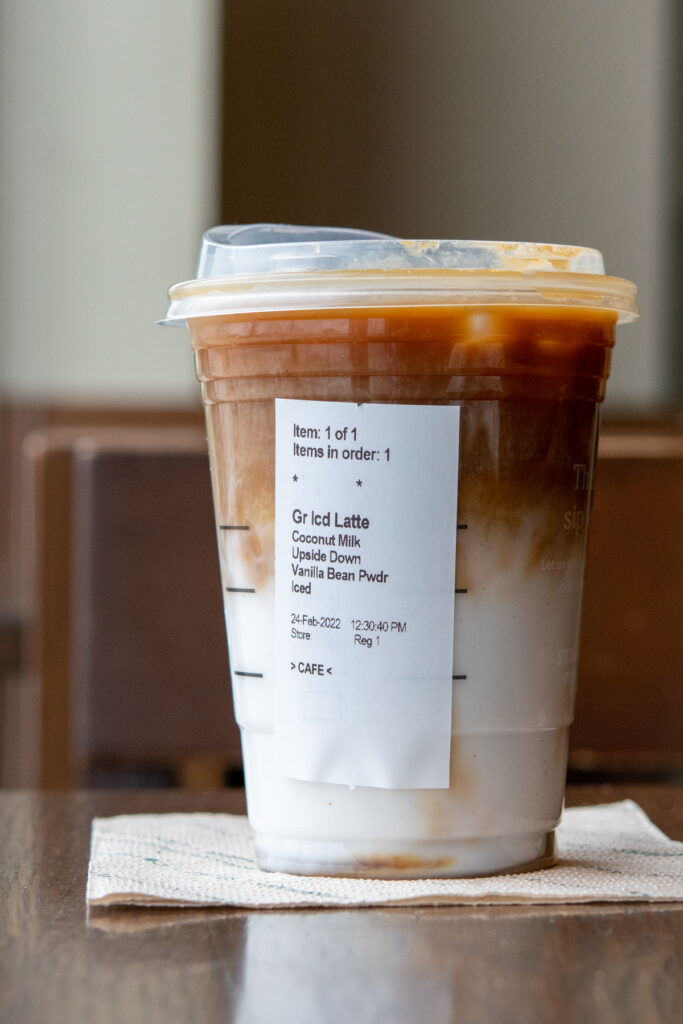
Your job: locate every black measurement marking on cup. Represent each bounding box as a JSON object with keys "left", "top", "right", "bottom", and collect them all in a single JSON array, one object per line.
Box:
[
  {"left": 457, "top": 523, "right": 468, "bottom": 530},
  {"left": 234, "top": 671, "right": 263, "bottom": 678},
  {"left": 452, "top": 674, "right": 467, "bottom": 680},
  {"left": 225, "top": 587, "right": 256, "bottom": 594},
  {"left": 220, "top": 524, "right": 250, "bottom": 530},
  {"left": 455, "top": 588, "right": 468, "bottom": 594}
]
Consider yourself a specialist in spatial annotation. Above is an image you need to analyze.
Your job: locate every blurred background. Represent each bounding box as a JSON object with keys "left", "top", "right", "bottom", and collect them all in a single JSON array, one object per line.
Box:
[
  {"left": 1, "top": 1, "right": 681, "bottom": 787},
  {"left": 2, "top": 0, "right": 682, "bottom": 411}
]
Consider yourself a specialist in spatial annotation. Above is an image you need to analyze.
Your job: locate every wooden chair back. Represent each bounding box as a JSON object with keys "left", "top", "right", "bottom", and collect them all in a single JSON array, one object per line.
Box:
[
  {"left": 571, "top": 430, "right": 683, "bottom": 777},
  {"left": 16, "top": 417, "right": 683, "bottom": 786},
  {"left": 22, "top": 426, "right": 240, "bottom": 787}
]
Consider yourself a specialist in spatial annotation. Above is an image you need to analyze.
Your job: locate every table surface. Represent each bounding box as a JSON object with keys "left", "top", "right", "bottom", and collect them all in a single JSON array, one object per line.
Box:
[{"left": 2, "top": 785, "right": 682, "bottom": 1024}]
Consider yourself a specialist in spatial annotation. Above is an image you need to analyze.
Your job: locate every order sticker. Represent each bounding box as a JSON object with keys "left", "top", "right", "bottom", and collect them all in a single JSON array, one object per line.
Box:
[{"left": 274, "top": 399, "right": 460, "bottom": 789}]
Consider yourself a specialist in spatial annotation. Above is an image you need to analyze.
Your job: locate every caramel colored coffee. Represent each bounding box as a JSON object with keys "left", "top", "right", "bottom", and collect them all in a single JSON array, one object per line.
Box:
[{"left": 186, "top": 304, "right": 615, "bottom": 876}]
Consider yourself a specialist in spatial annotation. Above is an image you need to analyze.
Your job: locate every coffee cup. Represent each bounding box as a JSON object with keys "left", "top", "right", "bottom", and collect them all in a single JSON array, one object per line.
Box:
[{"left": 163, "top": 225, "right": 637, "bottom": 876}]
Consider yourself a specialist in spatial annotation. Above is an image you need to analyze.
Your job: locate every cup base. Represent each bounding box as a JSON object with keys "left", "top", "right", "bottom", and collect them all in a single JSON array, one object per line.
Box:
[{"left": 253, "top": 829, "right": 556, "bottom": 878}]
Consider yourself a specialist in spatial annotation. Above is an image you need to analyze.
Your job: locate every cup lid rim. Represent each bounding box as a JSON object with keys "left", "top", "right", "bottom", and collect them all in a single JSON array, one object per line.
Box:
[{"left": 160, "top": 225, "right": 638, "bottom": 325}]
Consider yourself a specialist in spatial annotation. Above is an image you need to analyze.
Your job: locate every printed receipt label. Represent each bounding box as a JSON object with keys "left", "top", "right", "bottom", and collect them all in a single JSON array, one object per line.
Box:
[{"left": 274, "top": 399, "right": 460, "bottom": 789}]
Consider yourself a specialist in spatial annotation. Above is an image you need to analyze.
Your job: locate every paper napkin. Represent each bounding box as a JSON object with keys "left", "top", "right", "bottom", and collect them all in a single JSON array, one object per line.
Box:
[{"left": 87, "top": 800, "right": 683, "bottom": 909}]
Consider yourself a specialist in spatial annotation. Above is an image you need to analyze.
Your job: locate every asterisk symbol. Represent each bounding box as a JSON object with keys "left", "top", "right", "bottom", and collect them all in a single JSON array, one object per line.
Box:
[
  {"left": 356, "top": 479, "right": 362, "bottom": 487},
  {"left": 293, "top": 474, "right": 298, "bottom": 482}
]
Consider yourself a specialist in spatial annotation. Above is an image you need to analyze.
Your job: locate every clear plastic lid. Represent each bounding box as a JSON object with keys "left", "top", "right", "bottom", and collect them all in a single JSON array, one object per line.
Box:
[{"left": 161, "top": 223, "right": 638, "bottom": 324}]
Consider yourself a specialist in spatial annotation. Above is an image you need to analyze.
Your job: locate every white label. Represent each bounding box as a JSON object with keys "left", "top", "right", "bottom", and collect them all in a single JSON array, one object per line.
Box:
[{"left": 274, "top": 399, "right": 460, "bottom": 789}]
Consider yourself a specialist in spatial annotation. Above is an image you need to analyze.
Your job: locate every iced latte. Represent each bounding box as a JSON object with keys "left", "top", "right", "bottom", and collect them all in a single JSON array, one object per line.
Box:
[{"left": 163, "top": 227, "right": 637, "bottom": 877}]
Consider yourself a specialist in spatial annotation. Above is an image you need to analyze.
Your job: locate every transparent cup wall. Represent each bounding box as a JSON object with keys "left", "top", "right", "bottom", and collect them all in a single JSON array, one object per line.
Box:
[{"left": 187, "top": 304, "right": 615, "bottom": 877}]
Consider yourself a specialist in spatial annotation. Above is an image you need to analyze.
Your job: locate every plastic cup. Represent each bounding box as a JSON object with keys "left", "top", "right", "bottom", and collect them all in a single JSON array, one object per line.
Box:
[{"left": 163, "top": 225, "right": 637, "bottom": 877}]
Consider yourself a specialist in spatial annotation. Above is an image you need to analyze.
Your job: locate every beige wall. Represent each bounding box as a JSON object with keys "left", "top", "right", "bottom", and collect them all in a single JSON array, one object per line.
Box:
[
  {"left": 0, "top": 0, "right": 222, "bottom": 403},
  {"left": 1, "top": 1, "right": 677, "bottom": 411},
  {"left": 223, "top": 0, "right": 678, "bottom": 412},
  {"left": 385, "top": 0, "right": 673, "bottom": 412}
]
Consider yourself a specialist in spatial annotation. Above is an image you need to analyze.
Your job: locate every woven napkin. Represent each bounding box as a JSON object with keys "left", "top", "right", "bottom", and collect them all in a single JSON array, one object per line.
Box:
[{"left": 86, "top": 800, "right": 683, "bottom": 909}]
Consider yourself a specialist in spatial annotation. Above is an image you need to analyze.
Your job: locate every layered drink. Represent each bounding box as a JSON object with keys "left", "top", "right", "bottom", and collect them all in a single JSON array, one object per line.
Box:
[{"left": 164, "top": 228, "right": 637, "bottom": 876}]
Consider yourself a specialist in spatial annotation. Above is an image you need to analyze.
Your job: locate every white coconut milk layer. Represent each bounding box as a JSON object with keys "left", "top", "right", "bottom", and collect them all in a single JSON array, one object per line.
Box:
[{"left": 218, "top": 505, "right": 584, "bottom": 875}]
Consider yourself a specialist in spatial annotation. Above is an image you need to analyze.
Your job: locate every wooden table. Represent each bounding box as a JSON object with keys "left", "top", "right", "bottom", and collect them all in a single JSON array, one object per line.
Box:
[{"left": 2, "top": 786, "right": 681, "bottom": 1024}]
